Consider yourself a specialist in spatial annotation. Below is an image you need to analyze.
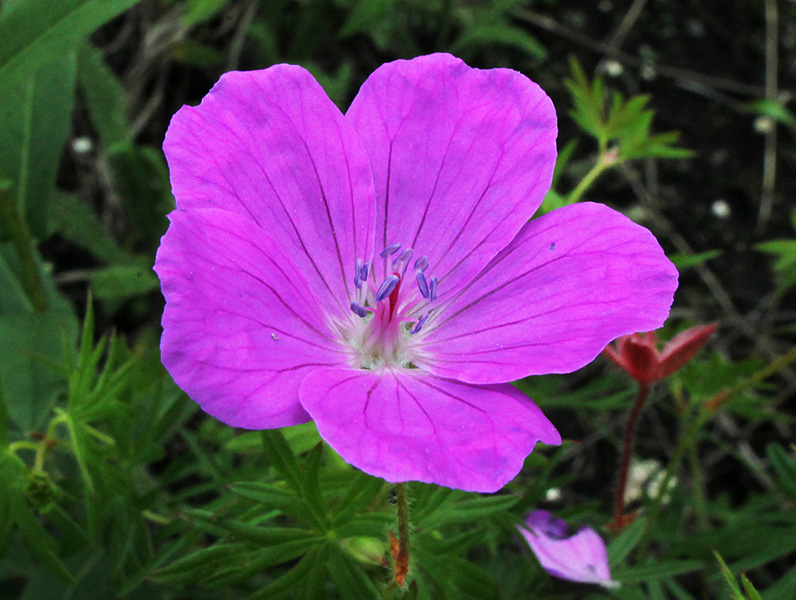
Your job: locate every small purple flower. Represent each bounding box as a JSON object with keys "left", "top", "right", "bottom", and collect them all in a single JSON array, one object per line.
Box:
[
  {"left": 155, "top": 54, "right": 678, "bottom": 493},
  {"left": 519, "top": 510, "right": 619, "bottom": 588}
]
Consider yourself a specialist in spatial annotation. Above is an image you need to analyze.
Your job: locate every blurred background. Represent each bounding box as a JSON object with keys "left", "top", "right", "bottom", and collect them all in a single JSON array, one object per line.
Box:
[{"left": 2, "top": 1, "right": 796, "bottom": 598}]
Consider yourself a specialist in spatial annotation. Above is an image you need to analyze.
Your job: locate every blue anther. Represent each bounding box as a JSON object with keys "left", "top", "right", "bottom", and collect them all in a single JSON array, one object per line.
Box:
[
  {"left": 359, "top": 261, "right": 369, "bottom": 282},
  {"left": 375, "top": 275, "right": 400, "bottom": 302},
  {"left": 414, "top": 255, "right": 429, "bottom": 272},
  {"left": 428, "top": 277, "right": 438, "bottom": 302},
  {"left": 392, "top": 248, "right": 414, "bottom": 274},
  {"left": 415, "top": 270, "right": 429, "bottom": 298},
  {"left": 350, "top": 302, "right": 368, "bottom": 318},
  {"left": 379, "top": 242, "right": 401, "bottom": 258},
  {"left": 354, "top": 259, "right": 364, "bottom": 289},
  {"left": 410, "top": 314, "right": 429, "bottom": 335}
]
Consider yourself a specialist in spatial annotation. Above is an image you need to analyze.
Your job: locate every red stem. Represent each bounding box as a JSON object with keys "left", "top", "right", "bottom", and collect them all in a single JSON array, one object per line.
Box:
[{"left": 613, "top": 381, "right": 649, "bottom": 529}]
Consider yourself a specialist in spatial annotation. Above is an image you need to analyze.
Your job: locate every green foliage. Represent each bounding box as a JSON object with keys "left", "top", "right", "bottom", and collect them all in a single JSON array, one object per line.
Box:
[
  {"left": 0, "top": 1, "right": 794, "bottom": 599},
  {"left": 757, "top": 209, "right": 796, "bottom": 294},
  {"left": 565, "top": 57, "right": 693, "bottom": 162}
]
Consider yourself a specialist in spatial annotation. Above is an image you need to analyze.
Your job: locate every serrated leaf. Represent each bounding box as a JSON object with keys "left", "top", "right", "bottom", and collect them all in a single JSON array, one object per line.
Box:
[{"left": 0, "top": 0, "right": 142, "bottom": 93}]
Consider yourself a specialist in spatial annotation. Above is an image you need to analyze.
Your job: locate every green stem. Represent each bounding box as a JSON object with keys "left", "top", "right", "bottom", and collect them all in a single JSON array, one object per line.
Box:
[
  {"left": 0, "top": 180, "right": 47, "bottom": 312},
  {"left": 566, "top": 150, "right": 618, "bottom": 204}
]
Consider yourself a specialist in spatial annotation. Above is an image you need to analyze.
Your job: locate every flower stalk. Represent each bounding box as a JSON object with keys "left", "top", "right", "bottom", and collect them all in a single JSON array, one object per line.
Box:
[
  {"left": 613, "top": 381, "right": 649, "bottom": 529},
  {"left": 385, "top": 482, "right": 410, "bottom": 597}
]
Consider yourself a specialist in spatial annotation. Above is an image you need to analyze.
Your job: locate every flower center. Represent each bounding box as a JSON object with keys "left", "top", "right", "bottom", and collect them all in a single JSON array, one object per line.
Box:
[{"left": 343, "top": 243, "right": 438, "bottom": 370}]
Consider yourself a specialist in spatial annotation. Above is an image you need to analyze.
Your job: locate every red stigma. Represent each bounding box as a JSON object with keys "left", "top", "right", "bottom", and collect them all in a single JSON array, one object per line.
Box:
[{"left": 388, "top": 272, "right": 402, "bottom": 319}]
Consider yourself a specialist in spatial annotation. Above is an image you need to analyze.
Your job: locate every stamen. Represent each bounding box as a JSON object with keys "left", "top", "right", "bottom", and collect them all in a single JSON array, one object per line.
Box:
[
  {"left": 359, "top": 261, "right": 369, "bottom": 282},
  {"left": 350, "top": 301, "right": 368, "bottom": 318},
  {"left": 410, "top": 314, "right": 429, "bottom": 335},
  {"left": 392, "top": 248, "right": 414, "bottom": 276},
  {"left": 416, "top": 270, "right": 429, "bottom": 298},
  {"left": 379, "top": 242, "right": 401, "bottom": 258},
  {"left": 354, "top": 258, "right": 364, "bottom": 289},
  {"left": 375, "top": 275, "right": 400, "bottom": 302},
  {"left": 414, "top": 255, "right": 429, "bottom": 271},
  {"left": 428, "top": 277, "right": 438, "bottom": 302}
]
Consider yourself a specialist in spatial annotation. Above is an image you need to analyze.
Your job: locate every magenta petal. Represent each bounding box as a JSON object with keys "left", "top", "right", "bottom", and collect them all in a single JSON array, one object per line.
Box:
[
  {"left": 299, "top": 367, "right": 560, "bottom": 492},
  {"left": 346, "top": 53, "right": 557, "bottom": 296},
  {"left": 519, "top": 512, "right": 618, "bottom": 588},
  {"left": 164, "top": 65, "right": 376, "bottom": 311},
  {"left": 418, "top": 202, "right": 679, "bottom": 383},
  {"left": 155, "top": 208, "right": 349, "bottom": 428}
]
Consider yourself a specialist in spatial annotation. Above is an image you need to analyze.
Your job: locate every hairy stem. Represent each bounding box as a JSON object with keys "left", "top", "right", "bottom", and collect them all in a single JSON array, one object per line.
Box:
[{"left": 384, "top": 482, "right": 411, "bottom": 598}]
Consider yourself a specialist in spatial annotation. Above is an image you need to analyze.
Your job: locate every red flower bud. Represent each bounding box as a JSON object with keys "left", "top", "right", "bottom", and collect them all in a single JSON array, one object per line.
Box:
[{"left": 604, "top": 323, "right": 718, "bottom": 384}]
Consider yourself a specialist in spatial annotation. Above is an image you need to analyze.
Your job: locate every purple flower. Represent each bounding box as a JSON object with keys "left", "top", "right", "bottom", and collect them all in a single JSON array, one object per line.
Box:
[
  {"left": 155, "top": 54, "right": 678, "bottom": 493},
  {"left": 519, "top": 510, "right": 619, "bottom": 588}
]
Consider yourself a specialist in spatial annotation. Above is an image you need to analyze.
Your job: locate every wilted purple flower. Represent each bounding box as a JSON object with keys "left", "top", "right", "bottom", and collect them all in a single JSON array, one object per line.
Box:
[
  {"left": 155, "top": 54, "right": 678, "bottom": 492},
  {"left": 519, "top": 510, "right": 619, "bottom": 588}
]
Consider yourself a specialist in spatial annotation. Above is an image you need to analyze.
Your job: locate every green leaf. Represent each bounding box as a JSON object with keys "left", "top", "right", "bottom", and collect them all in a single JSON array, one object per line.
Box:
[
  {"left": 183, "top": 0, "right": 230, "bottom": 26},
  {"left": 417, "top": 493, "right": 519, "bottom": 529},
  {"left": 77, "top": 42, "right": 129, "bottom": 146},
  {"left": 0, "top": 452, "right": 76, "bottom": 584},
  {"left": 608, "top": 517, "right": 647, "bottom": 566},
  {"left": 246, "top": 548, "right": 320, "bottom": 600},
  {"left": 339, "top": 0, "right": 395, "bottom": 38},
  {"left": 0, "top": 268, "right": 76, "bottom": 429},
  {"left": 261, "top": 429, "right": 303, "bottom": 491},
  {"left": 766, "top": 443, "right": 796, "bottom": 503},
  {"left": 0, "top": 0, "right": 142, "bottom": 94},
  {"left": 714, "top": 551, "right": 744, "bottom": 599},
  {"left": 747, "top": 98, "right": 796, "bottom": 130},
  {"left": 332, "top": 470, "right": 385, "bottom": 525},
  {"left": 669, "top": 250, "right": 721, "bottom": 270},
  {"left": 0, "top": 51, "right": 76, "bottom": 238},
  {"left": 227, "top": 481, "right": 317, "bottom": 526},
  {"left": 452, "top": 23, "right": 546, "bottom": 60},
  {"left": 615, "top": 559, "right": 703, "bottom": 583},
  {"left": 90, "top": 263, "right": 160, "bottom": 300},
  {"left": 328, "top": 545, "right": 379, "bottom": 599},
  {"left": 49, "top": 193, "right": 125, "bottom": 263}
]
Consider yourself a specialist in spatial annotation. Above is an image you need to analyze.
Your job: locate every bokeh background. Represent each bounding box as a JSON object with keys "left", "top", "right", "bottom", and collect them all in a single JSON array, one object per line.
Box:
[{"left": 2, "top": 0, "right": 796, "bottom": 598}]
